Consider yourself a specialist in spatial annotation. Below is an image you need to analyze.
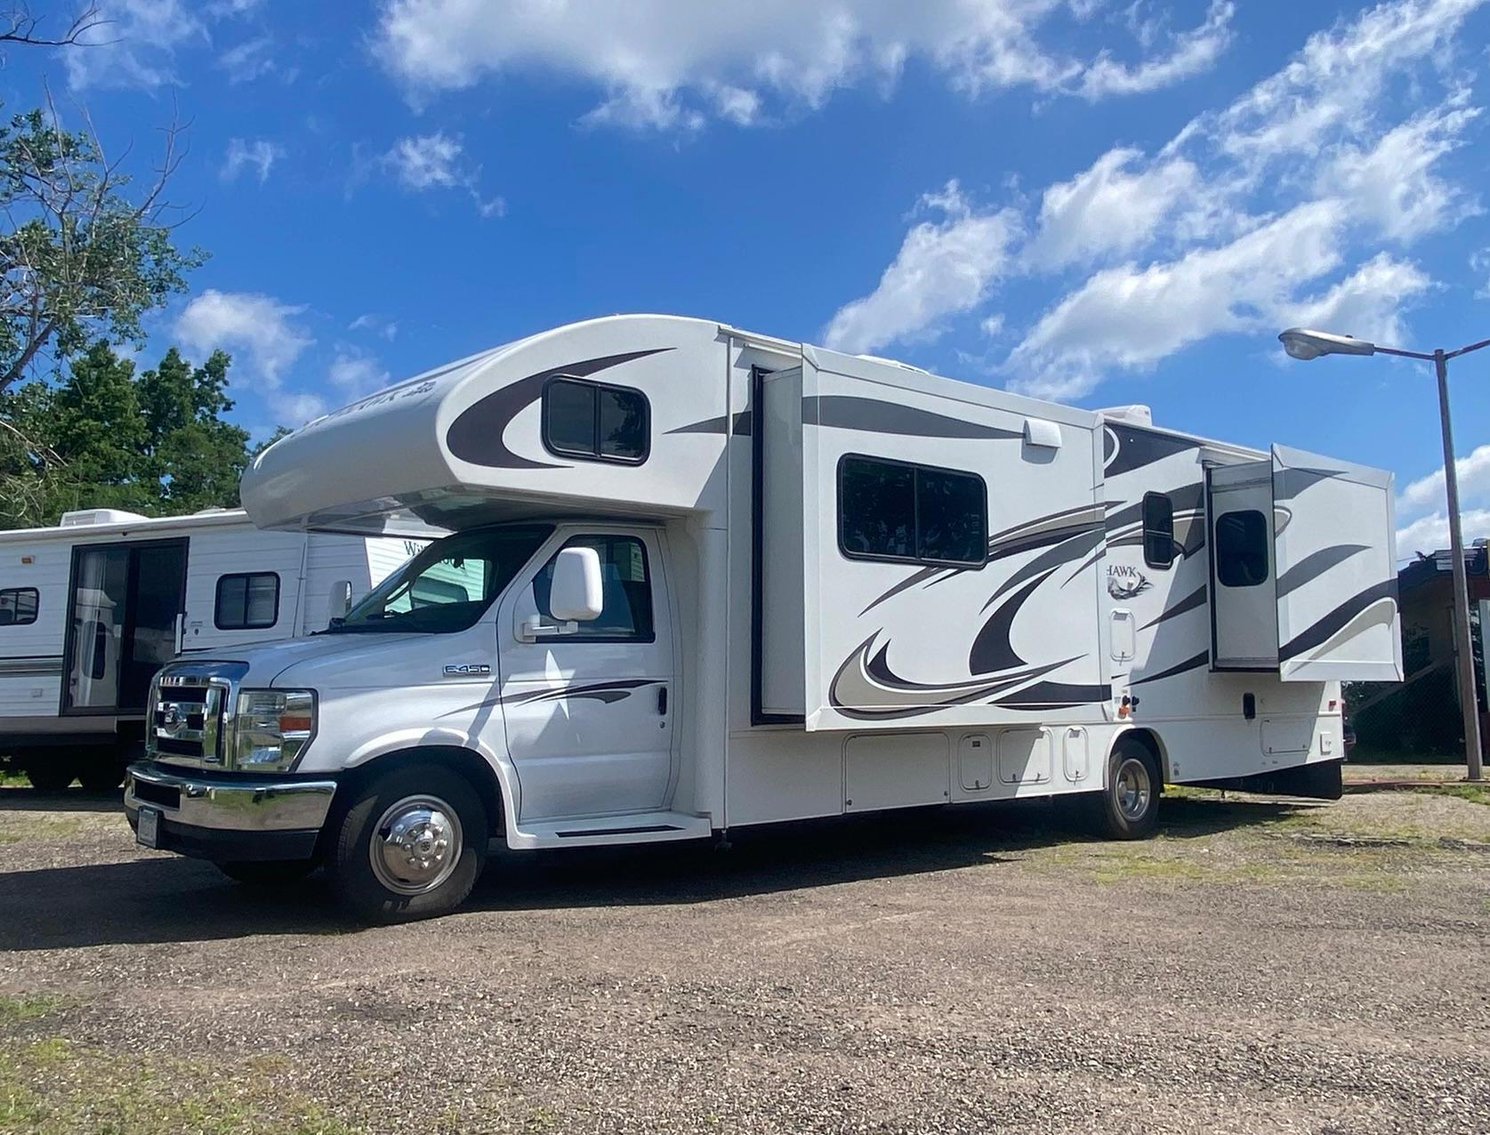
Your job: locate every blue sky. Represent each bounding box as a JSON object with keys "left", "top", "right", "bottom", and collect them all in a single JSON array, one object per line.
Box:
[{"left": 3, "top": 0, "right": 1488, "bottom": 555}]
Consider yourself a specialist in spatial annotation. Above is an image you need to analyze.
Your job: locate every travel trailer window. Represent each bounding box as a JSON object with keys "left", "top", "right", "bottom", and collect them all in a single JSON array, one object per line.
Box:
[
  {"left": 1142, "top": 493, "right": 1175, "bottom": 569},
  {"left": 0, "top": 587, "right": 38, "bottom": 626},
  {"left": 1215, "top": 509, "right": 1269, "bottom": 588},
  {"left": 332, "top": 524, "right": 553, "bottom": 634},
  {"left": 215, "top": 573, "right": 280, "bottom": 630},
  {"left": 838, "top": 455, "right": 986, "bottom": 567},
  {"left": 542, "top": 378, "right": 649, "bottom": 464},
  {"left": 532, "top": 535, "right": 655, "bottom": 642}
]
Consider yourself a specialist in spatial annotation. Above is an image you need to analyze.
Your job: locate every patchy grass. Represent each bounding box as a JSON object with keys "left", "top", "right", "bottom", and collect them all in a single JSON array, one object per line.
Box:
[
  {"left": 1413, "top": 784, "right": 1490, "bottom": 807},
  {"left": 0, "top": 995, "right": 73, "bottom": 1026},
  {"left": 0, "top": 1038, "right": 363, "bottom": 1135}
]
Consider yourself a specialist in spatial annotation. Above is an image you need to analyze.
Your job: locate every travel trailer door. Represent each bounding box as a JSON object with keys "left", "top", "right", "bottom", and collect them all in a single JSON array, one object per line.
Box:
[
  {"left": 63, "top": 540, "right": 188, "bottom": 714},
  {"left": 1207, "top": 462, "right": 1277, "bottom": 670},
  {"left": 1272, "top": 444, "right": 1402, "bottom": 682}
]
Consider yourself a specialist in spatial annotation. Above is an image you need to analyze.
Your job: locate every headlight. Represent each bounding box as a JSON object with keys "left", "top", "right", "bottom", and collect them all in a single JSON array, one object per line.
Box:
[{"left": 232, "top": 689, "right": 316, "bottom": 771}]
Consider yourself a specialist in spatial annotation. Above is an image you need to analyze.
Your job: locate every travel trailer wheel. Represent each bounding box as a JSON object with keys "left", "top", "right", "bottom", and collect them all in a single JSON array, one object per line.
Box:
[
  {"left": 23, "top": 759, "right": 75, "bottom": 793},
  {"left": 216, "top": 860, "right": 319, "bottom": 886},
  {"left": 1092, "top": 741, "right": 1161, "bottom": 840},
  {"left": 327, "top": 763, "right": 488, "bottom": 923}
]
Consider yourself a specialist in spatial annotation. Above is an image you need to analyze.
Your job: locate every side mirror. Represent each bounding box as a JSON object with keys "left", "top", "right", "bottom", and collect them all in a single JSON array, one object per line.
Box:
[
  {"left": 328, "top": 580, "right": 353, "bottom": 625},
  {"left": 548, "top": 547, "right": 603, "bottom": 622}
]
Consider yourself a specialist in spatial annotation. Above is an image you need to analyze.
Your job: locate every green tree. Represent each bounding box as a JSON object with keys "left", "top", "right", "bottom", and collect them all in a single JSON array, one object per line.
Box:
[
  {"left": 0, "top": 106, "right": 205, "bottom": 392},
  {"left": 0, "top": 342, "right": 252, "bottom": 526}
]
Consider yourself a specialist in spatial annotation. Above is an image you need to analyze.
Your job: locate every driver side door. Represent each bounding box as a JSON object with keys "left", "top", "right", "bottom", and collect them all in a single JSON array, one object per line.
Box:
[{"left": 497, "top": 529, "right": 674, "bottom": 822}]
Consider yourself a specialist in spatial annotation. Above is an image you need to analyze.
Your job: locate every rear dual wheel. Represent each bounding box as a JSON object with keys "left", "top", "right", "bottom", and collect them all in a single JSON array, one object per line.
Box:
[
  {"left": 326, "top": 764, "right": 488, "bottom": 924},
  {"left": 1090, "top": 740, "right": 1161, "bottom": 840}
]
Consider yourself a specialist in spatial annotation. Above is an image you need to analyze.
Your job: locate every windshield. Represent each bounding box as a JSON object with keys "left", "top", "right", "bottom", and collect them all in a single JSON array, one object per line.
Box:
[{"left": 330, "top": 524, "right": 553, "bottom": 634}]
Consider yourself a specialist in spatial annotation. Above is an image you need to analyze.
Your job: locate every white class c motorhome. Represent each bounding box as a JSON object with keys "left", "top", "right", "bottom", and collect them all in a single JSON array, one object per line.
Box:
[
  {"left": 123, "top": 315, "right": 1403, "bottom": 921},
  {"left": 0, "top": 507, "right": 431, "bottom": 790}
]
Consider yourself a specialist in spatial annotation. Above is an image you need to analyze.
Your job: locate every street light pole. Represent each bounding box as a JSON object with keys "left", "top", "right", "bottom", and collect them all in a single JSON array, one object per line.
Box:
[
  {"left": 1278, "top": 327, "right": 1485, "bottom": 782},
  {"left": 1433, "top": 348, "right": 1484, "bottom": 782}
]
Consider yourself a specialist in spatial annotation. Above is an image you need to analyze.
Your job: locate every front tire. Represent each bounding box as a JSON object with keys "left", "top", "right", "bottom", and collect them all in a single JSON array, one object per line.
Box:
[
  {"left": 24, "top": 759, "right": 76, "bottom": 793},
  {"left": 1092, "top": 741, "right": 1161, "bottom": 840},
  {"left": 326, "top": 764, "right": 487, "bottom": 924}
]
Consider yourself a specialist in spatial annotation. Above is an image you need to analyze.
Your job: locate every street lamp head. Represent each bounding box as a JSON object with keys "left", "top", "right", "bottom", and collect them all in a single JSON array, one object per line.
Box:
[{"left": 1278, "top": 327, "right": 1377, "bottom": 361}]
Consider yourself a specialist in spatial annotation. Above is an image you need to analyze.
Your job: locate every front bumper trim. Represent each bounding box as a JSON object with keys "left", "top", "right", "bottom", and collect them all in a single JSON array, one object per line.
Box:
[{"left": 125, "top": 761, "right": 337, "bottom": 835}]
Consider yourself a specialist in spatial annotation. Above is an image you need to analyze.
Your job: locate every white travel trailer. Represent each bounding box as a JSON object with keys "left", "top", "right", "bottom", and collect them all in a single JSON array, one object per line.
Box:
[
  {"left": 124, "top": 315, "right": 1402, "bottom": 921},
  {"left": 0, "top": 508, "right": 428, "bottom": 790}
]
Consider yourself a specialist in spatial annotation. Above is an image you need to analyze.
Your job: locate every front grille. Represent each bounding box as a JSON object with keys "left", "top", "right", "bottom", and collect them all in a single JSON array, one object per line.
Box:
[{"left": 146, "top": 662, "right": 247, "bottom": 768}]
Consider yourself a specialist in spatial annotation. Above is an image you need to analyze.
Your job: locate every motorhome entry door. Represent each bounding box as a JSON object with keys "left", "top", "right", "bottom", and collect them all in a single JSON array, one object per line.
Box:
[{"left": 63, "top": 539, "right": 188, "bottom": 715}]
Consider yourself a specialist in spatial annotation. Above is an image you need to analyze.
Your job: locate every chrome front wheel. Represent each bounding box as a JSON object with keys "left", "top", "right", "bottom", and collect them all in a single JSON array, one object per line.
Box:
[
  {"left": 369, "top": 794, "right": 464, "bottom": 896},
  {"left": 1114, "top": 757, "right": 1153, "bottom": 823}
]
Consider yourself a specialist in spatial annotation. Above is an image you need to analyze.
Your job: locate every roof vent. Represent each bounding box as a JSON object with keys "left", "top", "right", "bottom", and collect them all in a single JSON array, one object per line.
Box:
[
  {"left": 59, "top": 508, "right": 149, "bottom": 528},
  {"left": 1096, "top": 405, "right": 1154, "bottom": 426}
]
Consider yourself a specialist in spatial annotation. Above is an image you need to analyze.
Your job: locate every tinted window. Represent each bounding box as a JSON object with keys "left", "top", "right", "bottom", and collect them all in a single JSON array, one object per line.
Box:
[
  {"left": 534, "top": 535, "right": 654, "bottom": 641},
  {"left": 838, "top": 456, "right": 986, "bottom": 568},
  {"left": 1216, "top": 510, "right": 1269, "bottom": 587},
  {"left": 0, "top": 587, "right": 38, "bottom": 626},
  {"left": 215, "top": 573, "right": 280, "bottom": 630},
  {"left": 543, "top": 378, "right": 649, "bottom": 464},
  {"left": 1143, "top": 492, "right": 1175, "bottom": 569}
]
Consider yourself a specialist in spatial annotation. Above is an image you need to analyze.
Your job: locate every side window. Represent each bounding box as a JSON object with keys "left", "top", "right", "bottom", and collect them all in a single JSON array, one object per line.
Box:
[
  {"left": 1142, "top": 492, "right": 1176, "bottom": 569},
  {"left": 542, "top": 378, "right": 649, "bottom": 465},
  {"left": 0, "top": 587, "right": 38, "bottom": 626},
  {"left": 215, "top": 572, "right": 280, "bottom": 630},
  {"left": 533, "top": 535, "right": 655, "bottom": 641},
  {"left": 838, "top": 455, "right": 987, "bottom": 568},
  {"left": 1215, "top": 510, "right": 1269, "bottom": 588}
]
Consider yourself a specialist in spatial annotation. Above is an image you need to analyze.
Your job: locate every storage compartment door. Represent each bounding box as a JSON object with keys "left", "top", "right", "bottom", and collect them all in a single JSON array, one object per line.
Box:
[
  {"left": 1272, "top": 445, "right": 1402, "bottom": 682},
  {"left": 1208, "top": 461, "right": 1277, "bottom": 670}
]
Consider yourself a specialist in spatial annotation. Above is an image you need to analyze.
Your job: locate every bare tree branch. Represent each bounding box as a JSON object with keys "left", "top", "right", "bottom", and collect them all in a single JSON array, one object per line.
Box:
[{"left": 0, "top": 4, "right": 104, "bottom": 49}]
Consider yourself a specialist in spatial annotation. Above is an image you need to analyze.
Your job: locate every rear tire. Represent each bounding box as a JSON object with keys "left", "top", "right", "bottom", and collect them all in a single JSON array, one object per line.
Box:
[
  {"left": 326, "top": 764, "right": 487, "bottom": 924},
  {"left": 216, "top": 860, "right": 319, "bottom": 886},
  {"left": 1091, "top": 740, "right": 1161, "bottom": 840},
  {"left": 24, "top": 759, "right": 76, "bottom": 793}
]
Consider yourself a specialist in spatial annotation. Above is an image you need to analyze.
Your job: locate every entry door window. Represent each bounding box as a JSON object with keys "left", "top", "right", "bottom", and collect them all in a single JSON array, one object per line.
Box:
[{"left": 69, "top": 547, "right": 130, "bottom": 710}]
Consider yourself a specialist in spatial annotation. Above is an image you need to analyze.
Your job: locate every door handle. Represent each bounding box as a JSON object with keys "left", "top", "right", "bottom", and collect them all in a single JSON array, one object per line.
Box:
[{"left": 657, "top": 685, "right": 668, "bottom": 716}]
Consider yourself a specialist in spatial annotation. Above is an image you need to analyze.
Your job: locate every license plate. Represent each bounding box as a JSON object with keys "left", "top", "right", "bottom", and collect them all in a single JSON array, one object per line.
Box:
[{"left": 136, "top": 805, "right": 160, "bottom": 849}]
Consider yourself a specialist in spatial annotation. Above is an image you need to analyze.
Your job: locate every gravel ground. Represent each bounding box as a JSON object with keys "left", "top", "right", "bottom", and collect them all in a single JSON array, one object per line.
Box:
[{"left": 0, "top": 784, "right": 1487, "bottom": 1134}]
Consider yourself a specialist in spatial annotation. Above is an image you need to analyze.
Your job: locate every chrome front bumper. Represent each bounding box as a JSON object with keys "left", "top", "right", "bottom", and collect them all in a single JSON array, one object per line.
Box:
[{"left": 125, "top": 762, "right": 338, "bottom": 860}]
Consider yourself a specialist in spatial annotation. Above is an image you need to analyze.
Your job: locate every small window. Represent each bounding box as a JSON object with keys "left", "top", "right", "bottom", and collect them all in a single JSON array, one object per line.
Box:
[
  {"left": 0, "top": 587, "right": 38, "bottom": 626},
  {"left": 533, "top": 535, "right": 654, "bottom": 642},
  {"left": 1142, "top": 492, "right": 1176, "bottom": 569},
  {"left": 1215, "top": 510, "right": 1269, "bottom": 588},
  {"left": 838, "top": 455, "right": 987, "bottom": 567},
  {"left": 215, "top": 572, "right": 280, "bottom": 630},
  {"left": 542, "top": 378, "right": 649, "bottom": 464}
]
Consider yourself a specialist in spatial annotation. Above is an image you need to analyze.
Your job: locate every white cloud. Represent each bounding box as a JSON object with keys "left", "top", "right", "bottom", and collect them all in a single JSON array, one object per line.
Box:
[
  {"left": 1023, "top": 149, "right": 1203, "bottom": 270},
  {"left": 1399, "top": 444, "right": 1490, "bottom": 515},
  {"left": 270, "top": 391, "right": 328, "bottom": 426},
  {"left": 1006, "top": 200, "right": 1349, "bottom": 399},
  {"left": 349, "top": 314, "right": 399, "bottom": 341},
  {"left": 66, "top": 0, "right": 263, "bottom": 90},
  {"left": 827, "top": 0, "right": 1486, "bottom": 401},
  {"left": 66, "top": 0, "right": 204, "bottom": 89},
  {"left": 328, "top": 352, "right": 390, "bottom": 399},
  {"left": 219, "top": 35, "right": 276, "bottom": 83},
  {"left": 1317, "top": 95, "right": 1482, "bottom": 242},
  {"left": 383, "top": 132, "right": 504, "bottom": 217},
  {"left": 176, "top": 290, "right": 313, "bottom": 386},
  {"left": 823, "top": 181, "right": 1020, "bottom": 355},
  {"left": 1077, "top": 1, "right": 1233, "bottom": 99},
  {"left": 221, "top": 138, "right": 285, "bottom": 184},
  {"left": 1396, "top": 508, "right": 1490, "bottom": 557},
  {"left": 373, "top": 0, "right": 1234, "bottom": 130}
]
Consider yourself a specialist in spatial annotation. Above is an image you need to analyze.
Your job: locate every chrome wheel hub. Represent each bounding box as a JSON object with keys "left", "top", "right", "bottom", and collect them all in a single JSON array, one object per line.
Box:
[
  {"left": 369, "top": 795, "right": 463, "bottom": 895},
  {"left": 1115, "top": 758, "right": 1152, "bottom": 822}
]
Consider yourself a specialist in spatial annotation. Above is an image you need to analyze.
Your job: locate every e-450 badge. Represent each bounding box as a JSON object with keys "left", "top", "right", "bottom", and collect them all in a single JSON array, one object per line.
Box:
[{"left": 442, "top": 663, "right": 492, "bottom": 677}]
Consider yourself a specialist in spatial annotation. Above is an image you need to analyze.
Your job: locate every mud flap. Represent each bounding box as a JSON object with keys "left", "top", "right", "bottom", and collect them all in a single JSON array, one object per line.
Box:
[{"left": 1192, "top": 759, "right": 1343, "bottom": 800}]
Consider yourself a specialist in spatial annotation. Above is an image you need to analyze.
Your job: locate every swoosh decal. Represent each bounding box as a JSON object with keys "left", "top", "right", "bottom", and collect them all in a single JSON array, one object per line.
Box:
[
  {"left": 1137, "top": 585, "right": 1206, "bottom": 631},
  {"left": 445, "top": 348, "right": 673, "bottom": 469},
  {"left": 969, "top": 572, "right": 1048, "bottom": 675},
  {"left": 1279, "top": 581, "right": 1398, "bottom": 662},
  {"left": 807, "top": 395, "right": 1022, "bottom": 440},
  {"left": 1131, "top": 650, "right": 1209, "bottom": 686},
  {"left": 1276, "top": 544, "right": 1369, "bottom": 599}
]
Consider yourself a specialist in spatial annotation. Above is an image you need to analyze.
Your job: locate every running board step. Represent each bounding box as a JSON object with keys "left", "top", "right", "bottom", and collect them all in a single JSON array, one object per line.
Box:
[{"left": 507, "top": 811, "right": 713, "bottom": 849}]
